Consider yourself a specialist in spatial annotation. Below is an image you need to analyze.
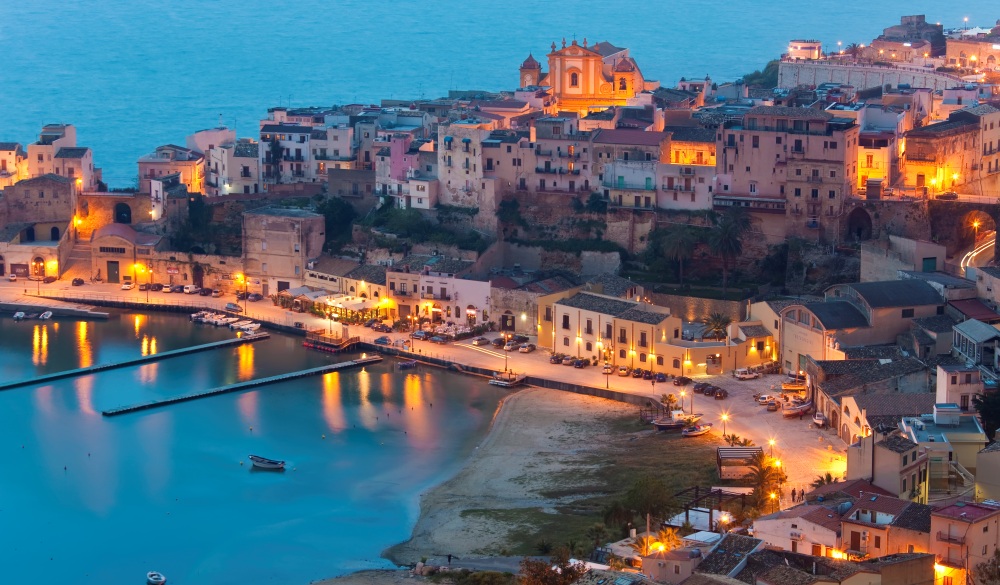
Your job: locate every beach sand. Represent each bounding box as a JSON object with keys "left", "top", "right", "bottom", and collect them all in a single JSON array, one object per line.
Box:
[{"left": 312, "top": 388, "right": 639, "bottom": 585}]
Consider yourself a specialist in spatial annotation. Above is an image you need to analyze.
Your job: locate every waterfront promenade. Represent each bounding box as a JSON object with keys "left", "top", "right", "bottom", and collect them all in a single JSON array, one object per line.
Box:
[{"left": 0, "top": 278, "right": 847, "bottom": 501}]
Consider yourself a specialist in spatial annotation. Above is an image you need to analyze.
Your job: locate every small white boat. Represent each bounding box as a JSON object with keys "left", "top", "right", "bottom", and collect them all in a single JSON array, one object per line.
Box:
[
  {"left": 38, "top": 311, "right": 53, "bottom": 320},
  {"left": 682, "top": 422, "right": 713, "bottom": 437},
  {"left": 489, "top": 371, "right": 527, "bottom": 387},
  {"left": 13, "top": 311, "right": 25, "bottom": 321},
  {"left": 217, "top": 316, "right": 239, "bottom": 326},
  {"left": 146, "top": 571, "right": 167, "bottom": 585},
  {"left": 248, "top": 454, "right": 285, "bottom": 470},
  {"left": 240, "top": 322, "right": 261, "bottom": 332},
  {"left": 229, "top": 320, "right": 252, "bottom": 330},
  {"left": 190, "top": 311, "right": 208, "bottom": 321}
]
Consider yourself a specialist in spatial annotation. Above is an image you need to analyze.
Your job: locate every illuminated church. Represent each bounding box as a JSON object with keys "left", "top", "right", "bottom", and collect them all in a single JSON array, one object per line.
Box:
[{"left": 519, "top": 38, "right": 659, "bottom": 115}]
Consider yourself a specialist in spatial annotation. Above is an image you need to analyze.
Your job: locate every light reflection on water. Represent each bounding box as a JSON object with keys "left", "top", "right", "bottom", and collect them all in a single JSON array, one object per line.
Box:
[{"left": 0, "top": 311, "right": 508, "bottom": 585}]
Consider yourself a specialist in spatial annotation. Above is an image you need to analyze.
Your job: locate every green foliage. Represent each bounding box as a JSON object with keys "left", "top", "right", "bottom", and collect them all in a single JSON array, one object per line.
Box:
[
  {"left": 661, "top": 227, "right": 700, "bottom": 285},
  {"left": 703, "top": 312, "right": 732, "bottom": 340},
  {"left": 724, "top": 434, "right": 755, "bottom": 447},
  {"left": 974, "top": 548, "right": 1000, "bottom": 585},
  {"left": 519, "top": 549, "right": 585, "bottom": 585},
  {"left": 316, "top": 197, "right": 358, "bottom": 252},
  {"left": 743, "top": 452, "right": 788, "bottom": 509},
  {"left": 269, "top": 140, "right": 283, "bottom": 183},
  {"left": 571, "top": 197, "right": 585, "bottom": 213},
  {"left": 368, "top": 207, "right": 489, "bottom": 252},
  {"left": 584, "top": 523, "right": 609, "bottom": 549},
  {"left": 710, "top": 209, "right": 752, "bottom": 295},
  {"left": 975, "top": 392, "right": 1000, "bottom": 442},
  {"left": 585, "top": 193, "right": 608, "bottom": 213},
  {"left": 759, "top": 243, "right": 789, "bottom": 287},
  {"left": 601, "top": 500, "right": 633, "bottom": 531},
  {"left": 742, "top": 60, "right": 779, "bottom": 88},
  {"left": 535, "top": 539, "right": 553, "bottom": 555},
  {"left": 660, "top": 393, "right": 678, "bottom": 409},
  {"left": 811, "top": 472, "right": 839, "bottom": 488},
  {"left": 624, "top": 475, "right": 676, "bottom": 524},
  {"left": 498, "top": 199, "right": 528, "bottom": 228}
]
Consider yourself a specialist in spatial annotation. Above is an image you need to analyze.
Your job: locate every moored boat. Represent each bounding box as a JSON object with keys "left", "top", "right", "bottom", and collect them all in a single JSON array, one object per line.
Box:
[
  {"left": 651, "top": 417, "right": 687, "bottom": 432},
  {"left": 229, "top": 319, "right": 252, "bottom": 330},
  {"left": 38, "top": 311, "right": 53, "bottom": 320},
  {"left": 682, "top": 422, "right": 713, "bottom": 437},
  {"left": 217, "top": 316, "right": 239, "bottom": 326},
  {"left": 248, "top": 454, "right": 285, "bottom": 470},
  {"left": 240, "top": 322, "right": 261, "bottom": 332},
  {"left": 489, "top": 371, "right": 526, "bottom": 387},
  {"left": 146, "top": 571, "right": 167, "bottom": 585},
  {"left": 13, "top": 311, "right": 25, "bottom": 321},
  {"left": 190, "top": 311, "right": 208, "bottom": 321},
  {"left": 398, "top": 360, "right": 418, "bottom": 369}
]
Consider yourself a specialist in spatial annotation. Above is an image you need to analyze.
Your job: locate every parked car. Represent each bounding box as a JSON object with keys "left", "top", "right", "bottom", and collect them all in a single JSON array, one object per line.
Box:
[
  {"left": 8, "top": 274, "right": 16, "bottom": 281},
  {"left": 429, "top": 336, "right": 448, "bottom": 344},
  {"left": 936, "top": 191, "right": 959, "bottom": 200},
  {"left": 364, "top": 318, "right": 377, "bottom": 328},
  {"left": 71, "top": 278, "right": 85, "bottom": 286},
  {"left": 247, "top": 293, "right": 263, "bottom": 302},
  {"left": 372, "top": 323, "right": 392, "bottom": 333},
  {"left": 293, "top": 322, "right": 305, "bottom": 329},
  {"left": 374, "top": 336, "right": 391, "bottom": 346},
  {"left": 714, "top": 389, "right": 729, "bottom": 400},
  {"left": 211, "top": 289, "right": 222, "bottom": 297},
  {"left": 642, "top": 370, "right": 653, "bottom": 380},
  {"left": 150, "top": 283, "right": 164, "bottom": 291},
  {"left": 235, "top": 291, "right": 248, "bottom": 300},
  {"left": 673, "top": 376, "right": 692, "bottom": 386},
  {"left": 471, "top": 337, "right": 490, "bottom": 346},
  {"left": 693, "top": 382, "right": 710, "bottom": 393},
  {"left": 491, "top": 337, "right": 506, "bottom": 348},
  {"left": 183, "top": 285, "right": 199, "bottom": 294},
  {"left": 503, "top": 341, "right": 518, "bottom": 351},
  {"left": 410, "top": 330, "right": 429, "bottom": 340},
  {"left": 573, "top": 359, "right": 588, "bottom": 368},
  {"left": 518, "top": 343, "right": 536, "bottom": 353},
  {"left": 618, "top": 366, "right": 630, "bottom": 377},
  {"left": 631, "top": 368, "right": 645, "bottom": 378},
  {"left": 121, "top": 282, "right": 134, "bottom": 290},
  {"left": 603, "top": 364, "right": 615, "bottom": 374},
  {"left": 562, "top": 356, "right": 575, "bottom": 366},
  {"left": 511, "top": 334, "right": 529, "bottom": 344},
  {"left": 766, "top": 401, "right": 780, "bottom": 412},
  {"left": 224, "top": 302, "right": 243, "bottom": 312},
  {"left": 703, "top": 386, "right": 719, "bottom": 397},
  {"left": 169, "top": 284, "right": 185, "bottom": 293},
  {"left": 756, "top": 394, "right": 775, "bottom": 405},
  {"left": 43, "top": 276, "right": 57, "bottom": 284},
  {"left": 393, "top": 339, "right": 410, "bottom": 348},
  {"left": 734, "top": 368, "right": 760, "bottom": 380},
  {"left": 549, "top": 353, "right": 564, "bottom": 364},
  {"left": 655, "top": 373, "right": 667, "bottom": 383},
  {"left": 198, "top": 288, "right": 213, "bottom": 296},
  {"left": 138, "top": 283, "right": 149, "bottom": 291}
]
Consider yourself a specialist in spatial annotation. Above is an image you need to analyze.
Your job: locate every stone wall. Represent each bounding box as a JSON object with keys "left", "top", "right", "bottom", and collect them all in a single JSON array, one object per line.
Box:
[
  {"left": 647, "top": 291, "right": 744, "bottom": 323},
  {"left": 489, "top": 286, "right": 538, "bottom": 335},
  {"left": 778, "top": 61, "right": 961, "bottom": 92},
  {"left": 78, "top": 193, "right": 152, "bottom": 240}
]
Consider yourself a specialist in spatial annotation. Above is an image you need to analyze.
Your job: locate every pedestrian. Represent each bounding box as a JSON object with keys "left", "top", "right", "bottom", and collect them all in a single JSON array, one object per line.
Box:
[{"left": 791, "top": 488, "right": 796, "bottom": 502}]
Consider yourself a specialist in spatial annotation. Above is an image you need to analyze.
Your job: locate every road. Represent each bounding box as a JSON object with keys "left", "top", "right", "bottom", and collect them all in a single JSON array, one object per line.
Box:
[{"left": 960, "top": 230, "right": 996, "bottom": 272}]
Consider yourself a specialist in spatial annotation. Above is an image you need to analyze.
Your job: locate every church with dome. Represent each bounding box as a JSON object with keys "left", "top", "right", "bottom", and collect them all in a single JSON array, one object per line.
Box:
[{"left": 518, "top": 38, "right": 659, "bottom": 115}]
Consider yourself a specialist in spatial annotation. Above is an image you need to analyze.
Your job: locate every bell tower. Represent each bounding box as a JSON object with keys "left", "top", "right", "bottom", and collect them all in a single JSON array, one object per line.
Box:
[{"left": 519, "top": 53, "right": 541, "bottom": 88}]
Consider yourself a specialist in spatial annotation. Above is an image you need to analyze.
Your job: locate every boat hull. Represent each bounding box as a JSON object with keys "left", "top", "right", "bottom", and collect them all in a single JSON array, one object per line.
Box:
[
  {"left": 682, "top": 423, "right": 713, "bottom": 437},
  {"left": 782, "top": 400, "right": 813, "bottom": 417},
  {"left": 248, "top": 455, "right": 285, "bottom": 470}
]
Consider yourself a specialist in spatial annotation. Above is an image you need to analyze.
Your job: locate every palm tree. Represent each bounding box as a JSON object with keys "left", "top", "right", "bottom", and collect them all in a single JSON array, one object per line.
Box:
[
  {"left": 703, "top": 312, "right": 732, "bottom": 340},
  {"left": 655, "top": 527, "right": 682, "bottom": 552},
  {"left": 811, "top": 472, "right": 840, "bottom": 488},
  {"left": 627, "top": 535, "right": 658, "bottom": 557},
  {"left": 585, "top": 523, "right": 609, "bottom": 550},
  {"left": 602, "top": 500, "right": 633, "bottom": 532},
  {"left": 661, "top": 227, "right": 699, "bottom": 286},
  {"left": 724, "top": 433, "right": 754, "bottom": 447},
  {"left": 709, "top": 210, "right": 751, "bottom": 296},
  {"left": 845, "top": 43, "right": 862, "bottom": 59},
  {"left": 743, "top": 451, "right": 787, "bottom": 508}
]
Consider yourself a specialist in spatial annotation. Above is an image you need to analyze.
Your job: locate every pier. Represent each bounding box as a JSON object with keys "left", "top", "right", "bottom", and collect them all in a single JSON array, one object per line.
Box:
[
  {"left": 102, "top": 355, "right": 383, "bottom": 416},
  {"left": 0, "top": 334, "right": 270, "bottom": 392}
]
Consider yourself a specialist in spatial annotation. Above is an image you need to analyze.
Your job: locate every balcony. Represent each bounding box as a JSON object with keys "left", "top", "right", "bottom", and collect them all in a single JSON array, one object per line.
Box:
[
  {"left": 604, "top": 181, "right": 657, "bottom": 191},
  {"left": 664, "top": 184, "right": 693, "bottom": 192},
  {"left": 937, "top": 531, "right": 966, "bottom": 545},
  {"left": 807, "top": 176, "right": 823, "bottom": 183},
  {"left": 240, "top": 171, "right": 252, "bottom": 178},
  {"left": 421, "top": 292, "right": 452, "bottom": 301},
  {"left": 557, "top": 151, "right": 581, "bottom": 159},
  {"left": 536, "top": 166, "right": 558, "bottom": 174},
  {"left": 292, "top": 171, "right": 305, "bottom": 177},
  {"left": 618, "top": 336, "right": 628, "bottom": 344},
  {"left": 936, "top": 557, "right": 965, "bottom": 570},
  {"left": 906, "top": 152, "right": 936, "bottom": 162},
  {"left": 285, "top": 154, "right": 305, "bottom": 162},
  {"left": 535, "top": 148, "right": 553, "bottom": 156},
  {"left": 680, "top": 168, "right": 695, "bottom": 176}
]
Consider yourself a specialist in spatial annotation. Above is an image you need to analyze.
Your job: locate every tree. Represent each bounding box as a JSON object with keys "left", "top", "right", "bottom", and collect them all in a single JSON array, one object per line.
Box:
[
  {"left": 269, "top": 139, "right": 283, "bottom": 184},
  {"left": 602, "top": 500, "right": 633, "bottom": 532},
  {"left": 316, "top": 197, "right": 358, "bottom": 252},
  {"left": 584, "top": 523, "right": 609, "bottom": 550},
  {"left": 845, "top": 43, "right": 862, "bottom": 59},
  {"left": 627, "top": 535, "right": 658, "bottom": 557},
  {"left": 605, "top": 553, "right": 627, "bottom": 571},
  {"left": 974, "top": 391, "right": 1000, "bottom": 442},
  {"left": 724, "top": 433, "right": 754, "bottom": 447},
  {"left": 655, "top": 527, "right": 682, "bottom": 552},
  {"left": 661, "top": 227, "right": 699, "bottom": 286},
  {"left": 519, "top": 548, "right": 585, "bottom": 585},
  {"left": 811, "top": 472, "right": 839, "bottom": 488},
  {"left": 974, "top": 548, "right": 1000, "bottom": 585},
  {"left": 742, "top": 451, "right": 787, "bottom": 509},
  {"left": 709, "top": 210, "right": 751, "bottom": 296},
  {"left": 661, "top": 393, "right": 679, "bottom": 410},
  {"left": 742, "top": 60, "right": 779, "bottom": 89},
  {"left": 703, "top": 312, "right": 732, "bottom": 340},
  {"left": 625, "top": 475, "right": 676, "bottom": 524}
]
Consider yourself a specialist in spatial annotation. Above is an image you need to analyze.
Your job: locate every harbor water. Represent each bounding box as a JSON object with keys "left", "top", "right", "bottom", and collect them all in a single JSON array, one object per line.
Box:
[{"left": 0, "top": 311, "right": 508, "bottom": 584}]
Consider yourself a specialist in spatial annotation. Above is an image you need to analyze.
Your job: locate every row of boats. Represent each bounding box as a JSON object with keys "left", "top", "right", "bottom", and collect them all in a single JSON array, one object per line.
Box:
[
  {"left": 12, "top": 311, "right": 53, "bottom": 321},
  {"left": 651, "top": 410, "right": 713, "bottom": 437},
  {"left": 190, "top": 311, "right": 261, "bottom": 332}
]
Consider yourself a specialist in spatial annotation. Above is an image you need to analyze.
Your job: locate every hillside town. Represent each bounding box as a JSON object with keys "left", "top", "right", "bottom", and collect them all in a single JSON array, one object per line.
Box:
[{"left": 7, "top": 13, "right": 1000, "bottom": 585}]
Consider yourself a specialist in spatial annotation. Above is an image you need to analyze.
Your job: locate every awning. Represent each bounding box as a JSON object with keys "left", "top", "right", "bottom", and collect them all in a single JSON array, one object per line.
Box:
[
  {"left": 461, "top": 138, "right": 471, "bottom": 143},
  {"left": 443, "top": 136, "right": 453, "bottom": 142}
]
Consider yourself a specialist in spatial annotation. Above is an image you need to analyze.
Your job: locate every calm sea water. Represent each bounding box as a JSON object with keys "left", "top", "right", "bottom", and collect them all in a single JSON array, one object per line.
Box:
[
  {"left": 1, "top": 1, "right": 996, "bottom": 187},
  {"left": 0, "top": 311, "right": 508, "bottom": 584}
]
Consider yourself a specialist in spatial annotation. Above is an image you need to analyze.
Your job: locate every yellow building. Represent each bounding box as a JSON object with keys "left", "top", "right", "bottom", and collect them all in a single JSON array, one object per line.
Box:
[{"left": 519, "top": 39, "right": 658, "bottom": 116}]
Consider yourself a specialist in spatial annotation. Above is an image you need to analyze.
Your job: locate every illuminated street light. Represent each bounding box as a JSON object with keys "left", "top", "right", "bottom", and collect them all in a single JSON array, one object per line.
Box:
[
  {"left": 769, "top": 438, "right": 776, "bottom": 457},
  {"left": 721, "top": 412, "right": 729, "bottom": 435}
]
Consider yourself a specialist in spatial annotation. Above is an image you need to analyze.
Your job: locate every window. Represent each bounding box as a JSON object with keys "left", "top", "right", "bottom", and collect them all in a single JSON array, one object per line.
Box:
[
  {"left": 829, "top": 170, "right": 836, "bottom": 178},
  {"left": 585, "top": 319, "right": 593, "bottom": 335},
  {"left": 640, "top": 332, "right": 647, "bottom": 347},
  {"left": 944, "top": 576, "right": 953, "bottom": 585},
  {"left": 544, "top": 307, "right": 552, "bottom": 322},
  {"left": 811, "top": 189, "right": 818, "bottom": 199},
  {"left": 570, "top": 72, "right": 579, "bottom": 87},
  {"left": 639, "top": 353, "right": 647, "bottom": 363},
  {"left": 563, "top": 337, "right": 569, "bottom": 347},
  {"left": 98, "top": 246, "right": 126, "bottom": 254},
  {"left": 672, "top": 358, "right": 680, "bottom": 368},
  {"left": 752, "top": 136, "right": 759, "bottom": 148},
  {"left": 657, "top": 356, "right": 663, "bottom": 366},
  {"left": 294, "top": 243, "right": 300, "bottom": 252},
  {"left": 829, "top": 141, "right": 837, "bottom": 150},
  {"left": 794, "top": 188, "right": 801, "bottom": 197},
  {"left": 874, "top": 535, "right": 881, "bottom": 549},
  {"left": 901, "top": 308, "right": 914, "bottom": 318},
  {"left": 903, "top": 454, "right": 908, "bottom": 465},
  {"left": 673, "top": 566, "right": 680, "bottom": 575},
  {"left": 828, "top": 190, "right": 836, "bottom": 199},
  {"left": 606, "top": 324, "right": 612, "bottom": 339},
  {"left": 585, "top": 342, "right": 592, "bottom": 351},
  {"left": 620, "top": 349, "right": 626, "bottom": 358},
  {"left": 776, "top": 136, "right": 782, "bottom": 145},
  {"left": 562, "top": 315, "right": 570, "bottom": 330}
]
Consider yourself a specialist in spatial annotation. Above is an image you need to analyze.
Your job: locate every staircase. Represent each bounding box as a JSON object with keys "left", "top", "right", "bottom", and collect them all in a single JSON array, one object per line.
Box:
[{"left": 62, "top": 241, "right": 92, "bottom": 280}]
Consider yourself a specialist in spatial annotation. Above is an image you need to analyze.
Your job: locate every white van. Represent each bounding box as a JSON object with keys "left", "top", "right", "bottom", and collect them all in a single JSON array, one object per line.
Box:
[{"left": 183, "top": 285, "right": 199, "bottom": 294}]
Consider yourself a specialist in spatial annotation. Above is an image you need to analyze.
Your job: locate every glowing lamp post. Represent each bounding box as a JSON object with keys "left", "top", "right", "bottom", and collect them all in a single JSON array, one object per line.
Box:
[
  {"left": 680, "top": 390, "right": 687, "bottom": 414},
  {"left": 769, "top": 438, "right": 776, "bottom": 458},
  {"left": 770, "top": 492, "right": 778, "bottom": 513},
  {"left": 721, "top": 412, "right": 729, "bottom": 435}
]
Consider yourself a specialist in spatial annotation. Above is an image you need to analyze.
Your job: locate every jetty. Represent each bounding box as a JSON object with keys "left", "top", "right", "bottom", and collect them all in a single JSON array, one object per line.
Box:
[
  {"left": 0, "top": 334, "right": 270, "bottom": 392},
  {"left": 102, "top": 354, "right": 383, "bottom": 416}
]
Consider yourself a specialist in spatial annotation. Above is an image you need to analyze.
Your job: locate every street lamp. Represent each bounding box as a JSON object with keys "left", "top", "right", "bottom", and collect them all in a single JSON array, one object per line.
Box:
[
  {"left": 769, "top": 438, "right": 776, "bottom": 458},
  {"left": 974, "top": 219, "right": 981, "bottom": 240},
  {"left": 721, "top": 412, "right": 729, "bottom": 435},
  {"left": 770, "top": 492, "right": 778, "bottom": 513},
  {"left": 680, "top": 390, "right": 687, "bottom": 414}
]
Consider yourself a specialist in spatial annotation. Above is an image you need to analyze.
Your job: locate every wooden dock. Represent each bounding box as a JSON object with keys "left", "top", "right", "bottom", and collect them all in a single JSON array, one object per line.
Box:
[
  {"left": 0, "top": 334, "right": 270, "bottom": 392},
  {"left": 102, "top": 355, "right": 383, "bottom": 416}
]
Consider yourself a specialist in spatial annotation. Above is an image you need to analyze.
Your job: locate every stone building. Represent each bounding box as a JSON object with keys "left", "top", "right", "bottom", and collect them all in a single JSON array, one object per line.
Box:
[{"left": 241, "top": 207, "right": 325, "bottom": 296}]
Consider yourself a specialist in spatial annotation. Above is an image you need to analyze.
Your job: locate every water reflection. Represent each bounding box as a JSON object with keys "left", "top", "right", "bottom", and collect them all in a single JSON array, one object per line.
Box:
[
  {"left": 137, "top": 362, "right": 158, "bottom": 385},
  {"left": 402, "top": 373, "right": 432, "bottom": 444},
  {"left": 133, "top": 314, "right": 145, "bottom": 337},
  {"left": 237, "top": 343, "right": 255, "bottom": 381},
  {"left": 140, "top": 335, "right": 158, "bottom": 356},
  {"left": 74, "top": 375, "right": 97, "bottom": 416},
  {"left": 321, "top": 372, "right": 346, "bottom": 433},
  {"left": 32, "top": 324, "right": 48, "bottom": 366},
  {"left": 356, "top": 368, "right": 377, "bottom": 430},
  {"left": 237, "top": 391, "right": 258, "bottom": 429},
  {"left": 77, "top": 321, "right": 92, "bottom": 368}
]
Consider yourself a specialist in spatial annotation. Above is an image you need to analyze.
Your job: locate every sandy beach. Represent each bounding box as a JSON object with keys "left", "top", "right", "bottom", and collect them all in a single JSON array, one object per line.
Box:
[{"left": 312, "top": 388, "right": 640, "bottom": 585}]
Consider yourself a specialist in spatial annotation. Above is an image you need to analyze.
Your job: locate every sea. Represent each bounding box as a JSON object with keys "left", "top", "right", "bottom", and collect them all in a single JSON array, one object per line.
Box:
[
  {"left": 0, "top": 311, "right": 509, "bottom": 584},
  {"left": 1, "top": 0, "right": 997, "bottom": 188}
]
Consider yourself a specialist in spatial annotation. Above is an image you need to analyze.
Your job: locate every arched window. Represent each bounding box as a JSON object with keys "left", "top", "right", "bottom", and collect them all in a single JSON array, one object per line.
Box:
[
  {"left": 374, "top": 291, "right": 379, "bottom": 298},
  {"left": 570, "top": 72, "right": 579, "bottom": 87},
  {"left": 639, "top": 353, "right": 647, "bottom": 363},
  {"left": 672, "top": 358, "right": 680, "bottom": 368},
  {"left": 619, "top": 77, "right": 627, "bottom": 90},
  {"left": 50, "top": 226, "right": 60, "bottom": 240},
  {"left": 563, "top": 337, "right": 570, "bottom": 347},
  {"left": 620, "top": 349, "right": 626, "bottom": 358},
  {"left": 114, "top": 202, "right": 132, "bottom": 224},
  {"left": 657, "top": 356, "right": 664, "bottom": 366},
  {"left": 585, "top": 342, "right": 592, "bottom": 351},
  {"left": 349, "top": 286, "right": 355, "bottom": 292}
]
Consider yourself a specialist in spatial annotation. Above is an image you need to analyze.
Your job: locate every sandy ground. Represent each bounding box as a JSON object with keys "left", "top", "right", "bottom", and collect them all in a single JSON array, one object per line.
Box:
[
  {"left": 383, "top": 387, "right": 635, "bottom": 565},
  {"left": 312, "top": 569, "right": 425, "bottom": 585}
]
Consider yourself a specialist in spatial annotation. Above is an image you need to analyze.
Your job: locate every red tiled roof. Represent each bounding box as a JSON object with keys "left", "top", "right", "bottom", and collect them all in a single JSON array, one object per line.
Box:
[
  {"left": 948, "top": 298, "right": 1000, "bottom": 322},
  {"left": 933, "top": 502, "right": 1000, "bottom": 522}
]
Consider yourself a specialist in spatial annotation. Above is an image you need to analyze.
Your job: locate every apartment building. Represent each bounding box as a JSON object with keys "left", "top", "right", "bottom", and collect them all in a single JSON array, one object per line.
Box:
[
  {"left": 386, "top": 255, "right": 490, "bottom": 326},
  {"left": 138, "top": 145, "right": 204, "bottom": 194},
  {"left": 716, "top": 106, "right": 859, "bottom": 243},
  {"left": 936, "top": 364, "right": 984, "bottom": 412},
  {"left": 840, "top": 493, "right": 932, "bottom": 558},
  {"left": 530, "top": 117, "right": 593, "bottom": 195},
  {"left": 260, "top": 123, "right": 313, "bottom": 186},
  {"left": 846, "top": 434, "right": 929, "bottom": 504},
  {"left": 0, "top": 142, "right": 27, "bottom": 189},
  {"left": 660, "top": 126, "right": 716, "bottom": 210},
  {"left": 930, "top": 502, "right": 1000, "bottom": 585},
  {"left": 903, "top": 105, "right": 1000, "bottom": 194},
  {"left": 205, "top": 139, "right": 262, "bottom": 196},
  {"left": 241, "top": 207, "right": 325, "bottom": 295},
  {"left": 25, "top": 125, "right": 100, "bottom": 192},
  {"left": 375, "top": 134, "right": 438, "bottom": 210},
  {"left": 899, "top": 404, "right": 987, "bottom": 488}
]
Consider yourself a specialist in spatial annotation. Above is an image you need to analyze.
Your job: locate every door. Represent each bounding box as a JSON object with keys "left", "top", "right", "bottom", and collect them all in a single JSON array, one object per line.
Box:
[
  {"left": 0, "top": 255, "right": 4, "bottom": 276},
  {"left": 107, "top": 261, "right": 120, "bottom": 284},
  {"left": 922, "top": 257, "right": 937, "bottom": 272},
  {"left": 850, "top": 531, "right": 861, "bottom": 552},
  {"left": 193, "top": 264, "right": 205, "bottom": 288}
]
